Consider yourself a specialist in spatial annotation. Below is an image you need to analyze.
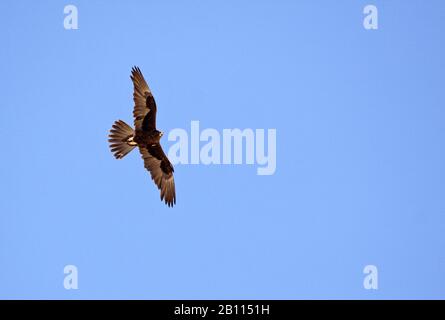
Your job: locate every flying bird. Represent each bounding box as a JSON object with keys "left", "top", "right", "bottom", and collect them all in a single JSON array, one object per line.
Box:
[{"left": 108, "top": 67, "right": 176, "bottom": 207}]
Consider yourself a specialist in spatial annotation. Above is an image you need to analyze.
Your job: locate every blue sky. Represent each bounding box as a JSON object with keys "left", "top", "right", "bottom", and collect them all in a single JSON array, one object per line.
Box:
[{"left": 1, "top": 0, "right": 444, "bottom": 299}]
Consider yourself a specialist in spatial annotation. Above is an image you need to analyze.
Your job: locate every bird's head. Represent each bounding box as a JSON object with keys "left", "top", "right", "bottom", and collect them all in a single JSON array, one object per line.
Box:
[{"left": 159, "top": 131, "right": 164, "bottom": 138}]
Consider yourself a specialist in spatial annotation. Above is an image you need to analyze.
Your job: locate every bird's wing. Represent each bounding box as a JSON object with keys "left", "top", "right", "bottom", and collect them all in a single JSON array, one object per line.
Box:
[
  {"left": 130, "top": 66, "right": 157, "bottom": 131},
  {"left": 139, "top": 144, "right": 176, "bottom": 207}
]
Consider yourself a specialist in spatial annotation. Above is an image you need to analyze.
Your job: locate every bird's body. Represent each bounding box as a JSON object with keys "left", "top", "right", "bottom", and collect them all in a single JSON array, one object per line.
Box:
[
  {"left": 134, "top": 128, "right": 162, "bottom": 146},
  {"left": 108, "top": 67, "right": 176, "bottom": 207}
]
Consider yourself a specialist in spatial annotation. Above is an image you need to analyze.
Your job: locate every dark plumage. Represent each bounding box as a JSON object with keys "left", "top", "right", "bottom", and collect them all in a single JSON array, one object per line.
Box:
[{"left": 108, "top": 67, "right": 176, "bottom": 207}]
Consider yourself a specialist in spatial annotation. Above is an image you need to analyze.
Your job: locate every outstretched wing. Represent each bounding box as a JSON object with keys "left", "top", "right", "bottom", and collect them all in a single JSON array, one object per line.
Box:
[
  {"left": 139, "top": 144, "right": 176, "bottom": 207},
  {"left": 130, "top": 66, "right": 157, "bottom": 131}
]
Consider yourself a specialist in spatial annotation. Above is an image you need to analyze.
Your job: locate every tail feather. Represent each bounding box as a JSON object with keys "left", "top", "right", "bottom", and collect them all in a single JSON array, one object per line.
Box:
[{"left": 108, "top": 120, "right": 137, "bottom": 159}]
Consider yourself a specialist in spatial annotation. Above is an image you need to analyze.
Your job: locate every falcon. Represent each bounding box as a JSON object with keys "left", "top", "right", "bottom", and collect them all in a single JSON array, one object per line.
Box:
[{"left": 108, "top": 67, "right": 176, "bottom": 207}]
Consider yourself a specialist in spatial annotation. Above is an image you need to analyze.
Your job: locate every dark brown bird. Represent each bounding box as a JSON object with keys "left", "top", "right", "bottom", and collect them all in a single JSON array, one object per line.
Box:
[{"left": 108, "top": 67, "right": 176, "bottom": 207}]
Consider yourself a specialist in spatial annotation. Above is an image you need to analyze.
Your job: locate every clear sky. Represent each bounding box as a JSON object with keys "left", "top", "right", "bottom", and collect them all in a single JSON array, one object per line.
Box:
[{"left": 1, "top": 0, "right": 444, "bottom": 299}]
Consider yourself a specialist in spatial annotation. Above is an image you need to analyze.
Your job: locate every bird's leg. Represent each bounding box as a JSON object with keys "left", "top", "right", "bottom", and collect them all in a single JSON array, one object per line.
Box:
[{"left": 126, "top": 135, "right": 138, "bottom": 146}]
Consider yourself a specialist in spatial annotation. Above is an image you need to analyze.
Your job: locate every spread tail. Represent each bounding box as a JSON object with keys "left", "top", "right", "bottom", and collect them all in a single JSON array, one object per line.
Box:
[{"left": 108, "top": 120, "right": 137, "bottom": 159}]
